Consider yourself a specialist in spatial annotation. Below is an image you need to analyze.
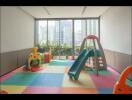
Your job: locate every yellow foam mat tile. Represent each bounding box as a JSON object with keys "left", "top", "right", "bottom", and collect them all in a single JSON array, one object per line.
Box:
[
  {"left": 62, "top": 73, "right": 96, "bottom": 88},
  {"left": 48, "top": 65, "right": 66, "bottom": 68},
  {"left": 34, "top": 65, "right": 48, "bottom": 73},
  {"left": 64, "top": 68, "right": 86, "bottom": 74},
  {"left": 39, "top": 67, "right": 65, "bottom": 73},
  {"left": 42, "top": 64, "right": 49, "bottom": 67},
  {"left": 39, "top": 64, "right": 48, "bottom": 69},
  {"left": 0, "top": 85, "right": 27, "bottom": 94}
]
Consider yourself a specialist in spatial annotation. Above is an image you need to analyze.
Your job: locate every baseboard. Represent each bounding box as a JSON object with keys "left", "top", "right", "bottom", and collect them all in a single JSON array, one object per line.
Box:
[
  {"left": 104, "top": 49, "right": 132, "bottom": 80},
  {"left": 0, "top": 48, "right": 31, "bottom": 76}
]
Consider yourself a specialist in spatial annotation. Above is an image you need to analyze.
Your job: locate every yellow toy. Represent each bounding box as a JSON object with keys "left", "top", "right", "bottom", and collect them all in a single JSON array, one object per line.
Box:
[{"left": 28, "top": 47, "right": 41, "bottom": 70}]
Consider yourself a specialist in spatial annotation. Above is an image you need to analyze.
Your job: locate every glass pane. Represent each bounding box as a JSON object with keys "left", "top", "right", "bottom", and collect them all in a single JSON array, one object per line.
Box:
[
  {"left": 74, "top": 20, "right": 86, "bottom": 55},
  {"left": 60, "top": 20, "right": 72, "bottom": 47},
  {"left": 37, "top": 20, "right": 47, "bottom": 45},
  {"left": 48, "top": 20, "right": 60, "bottom": 56},
  {"left": 60, "top": 20, "right": 73, "bottom": 56},
  {"left": 87, "top": 20, "right": 91, "bottom": 36},
  {"left": 87, "top": 19, "right": 99, "bottom": 47},
  {"left": 48, "top": 20, "right": 59, "bottom": 46},
  {"left": 87, "top": 19, "right": 98, "bottom": 37}
]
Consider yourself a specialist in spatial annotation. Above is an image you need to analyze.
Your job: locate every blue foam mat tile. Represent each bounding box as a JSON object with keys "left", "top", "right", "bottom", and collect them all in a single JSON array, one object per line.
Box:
[
  {"left": 30, "top": 73, "right": 64, "bottom": 87},
  {"left": 98, "top": 88, "right": 113, "bottom": 94}
]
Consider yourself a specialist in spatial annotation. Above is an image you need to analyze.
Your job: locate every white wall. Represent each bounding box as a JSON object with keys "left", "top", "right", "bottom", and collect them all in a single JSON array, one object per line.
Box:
[
  {"left": 0, "top": 7, "right": 1, "bottom": 53},
  {"left": 100, "top": 6, "right": 132, "bottom": 55},
  {"left": 1, "top": 7, "right": 34, "bottom": 53}
]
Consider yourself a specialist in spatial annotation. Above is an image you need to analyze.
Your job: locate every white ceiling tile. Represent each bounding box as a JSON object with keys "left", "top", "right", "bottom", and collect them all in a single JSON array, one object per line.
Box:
[
  {"left": 83, "top": 6, "right": 110, "bottom": 17},
  {"left": 45, "top": 6, "right": 84, "bottom": 18},
  {"left": 20, "top": 6, "right": 48, "bottom": 18},
  {"left": 19, "top": 6, "right": 110, "bottom": 18}
]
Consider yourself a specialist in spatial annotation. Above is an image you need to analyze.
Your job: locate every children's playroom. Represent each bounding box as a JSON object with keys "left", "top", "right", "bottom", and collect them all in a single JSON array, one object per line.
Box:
[{"left": 0, "top": 6, "right": 132, "bottom": 94}]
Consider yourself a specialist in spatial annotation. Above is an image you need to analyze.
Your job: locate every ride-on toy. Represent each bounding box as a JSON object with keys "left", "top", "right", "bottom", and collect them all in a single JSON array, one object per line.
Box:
[{"left": 113, "top": 66, "right": 132, "bottom": 94}]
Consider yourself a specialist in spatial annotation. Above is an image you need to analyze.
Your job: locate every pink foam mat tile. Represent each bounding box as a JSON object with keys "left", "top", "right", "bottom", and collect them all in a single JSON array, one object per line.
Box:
[
  {"left": 107, "top": 67, "right": 120, "bottom": 78},
  {"left": 90, "top": 74, "right": 118, "bottom": 88}
]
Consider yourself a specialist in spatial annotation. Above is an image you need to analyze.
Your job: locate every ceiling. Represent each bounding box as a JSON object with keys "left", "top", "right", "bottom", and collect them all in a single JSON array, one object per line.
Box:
[{"left": 20, "top": 6, "right": 110, "bottom": 18}]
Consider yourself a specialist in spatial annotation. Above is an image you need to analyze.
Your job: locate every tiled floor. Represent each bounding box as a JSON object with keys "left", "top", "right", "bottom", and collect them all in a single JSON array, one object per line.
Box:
[{"left": 0, "top": 60, "right": 120, "bottom": 94}]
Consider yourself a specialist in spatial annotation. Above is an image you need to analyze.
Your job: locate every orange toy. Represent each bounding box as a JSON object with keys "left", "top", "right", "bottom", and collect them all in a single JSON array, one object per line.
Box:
[
  {"left": 113, "top": 66, "right": 132, "bottom": 94},
  {"left": 0, "top": 90, "right": 8, "bottom": 94}
]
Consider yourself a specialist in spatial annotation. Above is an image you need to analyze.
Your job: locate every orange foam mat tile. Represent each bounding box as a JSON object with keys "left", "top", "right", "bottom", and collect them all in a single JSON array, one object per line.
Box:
[
  {"left": 60, "top": 87, "right": 98, "bottom": 94},
  {"left": 64, "top": 67, "right": 69, "bottom": 73}
]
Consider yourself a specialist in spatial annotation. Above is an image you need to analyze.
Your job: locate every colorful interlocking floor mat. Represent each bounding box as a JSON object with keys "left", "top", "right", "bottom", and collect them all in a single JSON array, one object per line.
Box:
[{"left": 0, "top": 60, "right": 131, "bottom": 94}]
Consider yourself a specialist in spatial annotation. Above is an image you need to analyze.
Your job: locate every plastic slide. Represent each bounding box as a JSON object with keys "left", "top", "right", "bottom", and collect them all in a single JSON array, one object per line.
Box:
[{"left": 68, "top": 49, "right": 93, "bottom": 80}]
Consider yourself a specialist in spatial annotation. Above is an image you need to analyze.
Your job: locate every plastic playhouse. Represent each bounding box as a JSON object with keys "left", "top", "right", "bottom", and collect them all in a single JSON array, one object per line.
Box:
[
  {"left": 24, "top": 47, "right": 52, "bottom": 72},
  {"left": 68, "top": 35, "right": 107, "bottom": 80}
]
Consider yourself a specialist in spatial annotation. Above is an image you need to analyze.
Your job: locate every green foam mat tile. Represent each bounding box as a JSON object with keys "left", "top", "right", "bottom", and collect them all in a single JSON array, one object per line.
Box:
[{"left": 1, "top": 72, "right": 39, "bottom": 86}]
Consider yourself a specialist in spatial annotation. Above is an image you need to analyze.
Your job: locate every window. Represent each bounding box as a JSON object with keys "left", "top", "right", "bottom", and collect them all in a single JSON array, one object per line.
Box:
[{"left": 35, "top": 18, "right": 99, "bottom": 58}]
